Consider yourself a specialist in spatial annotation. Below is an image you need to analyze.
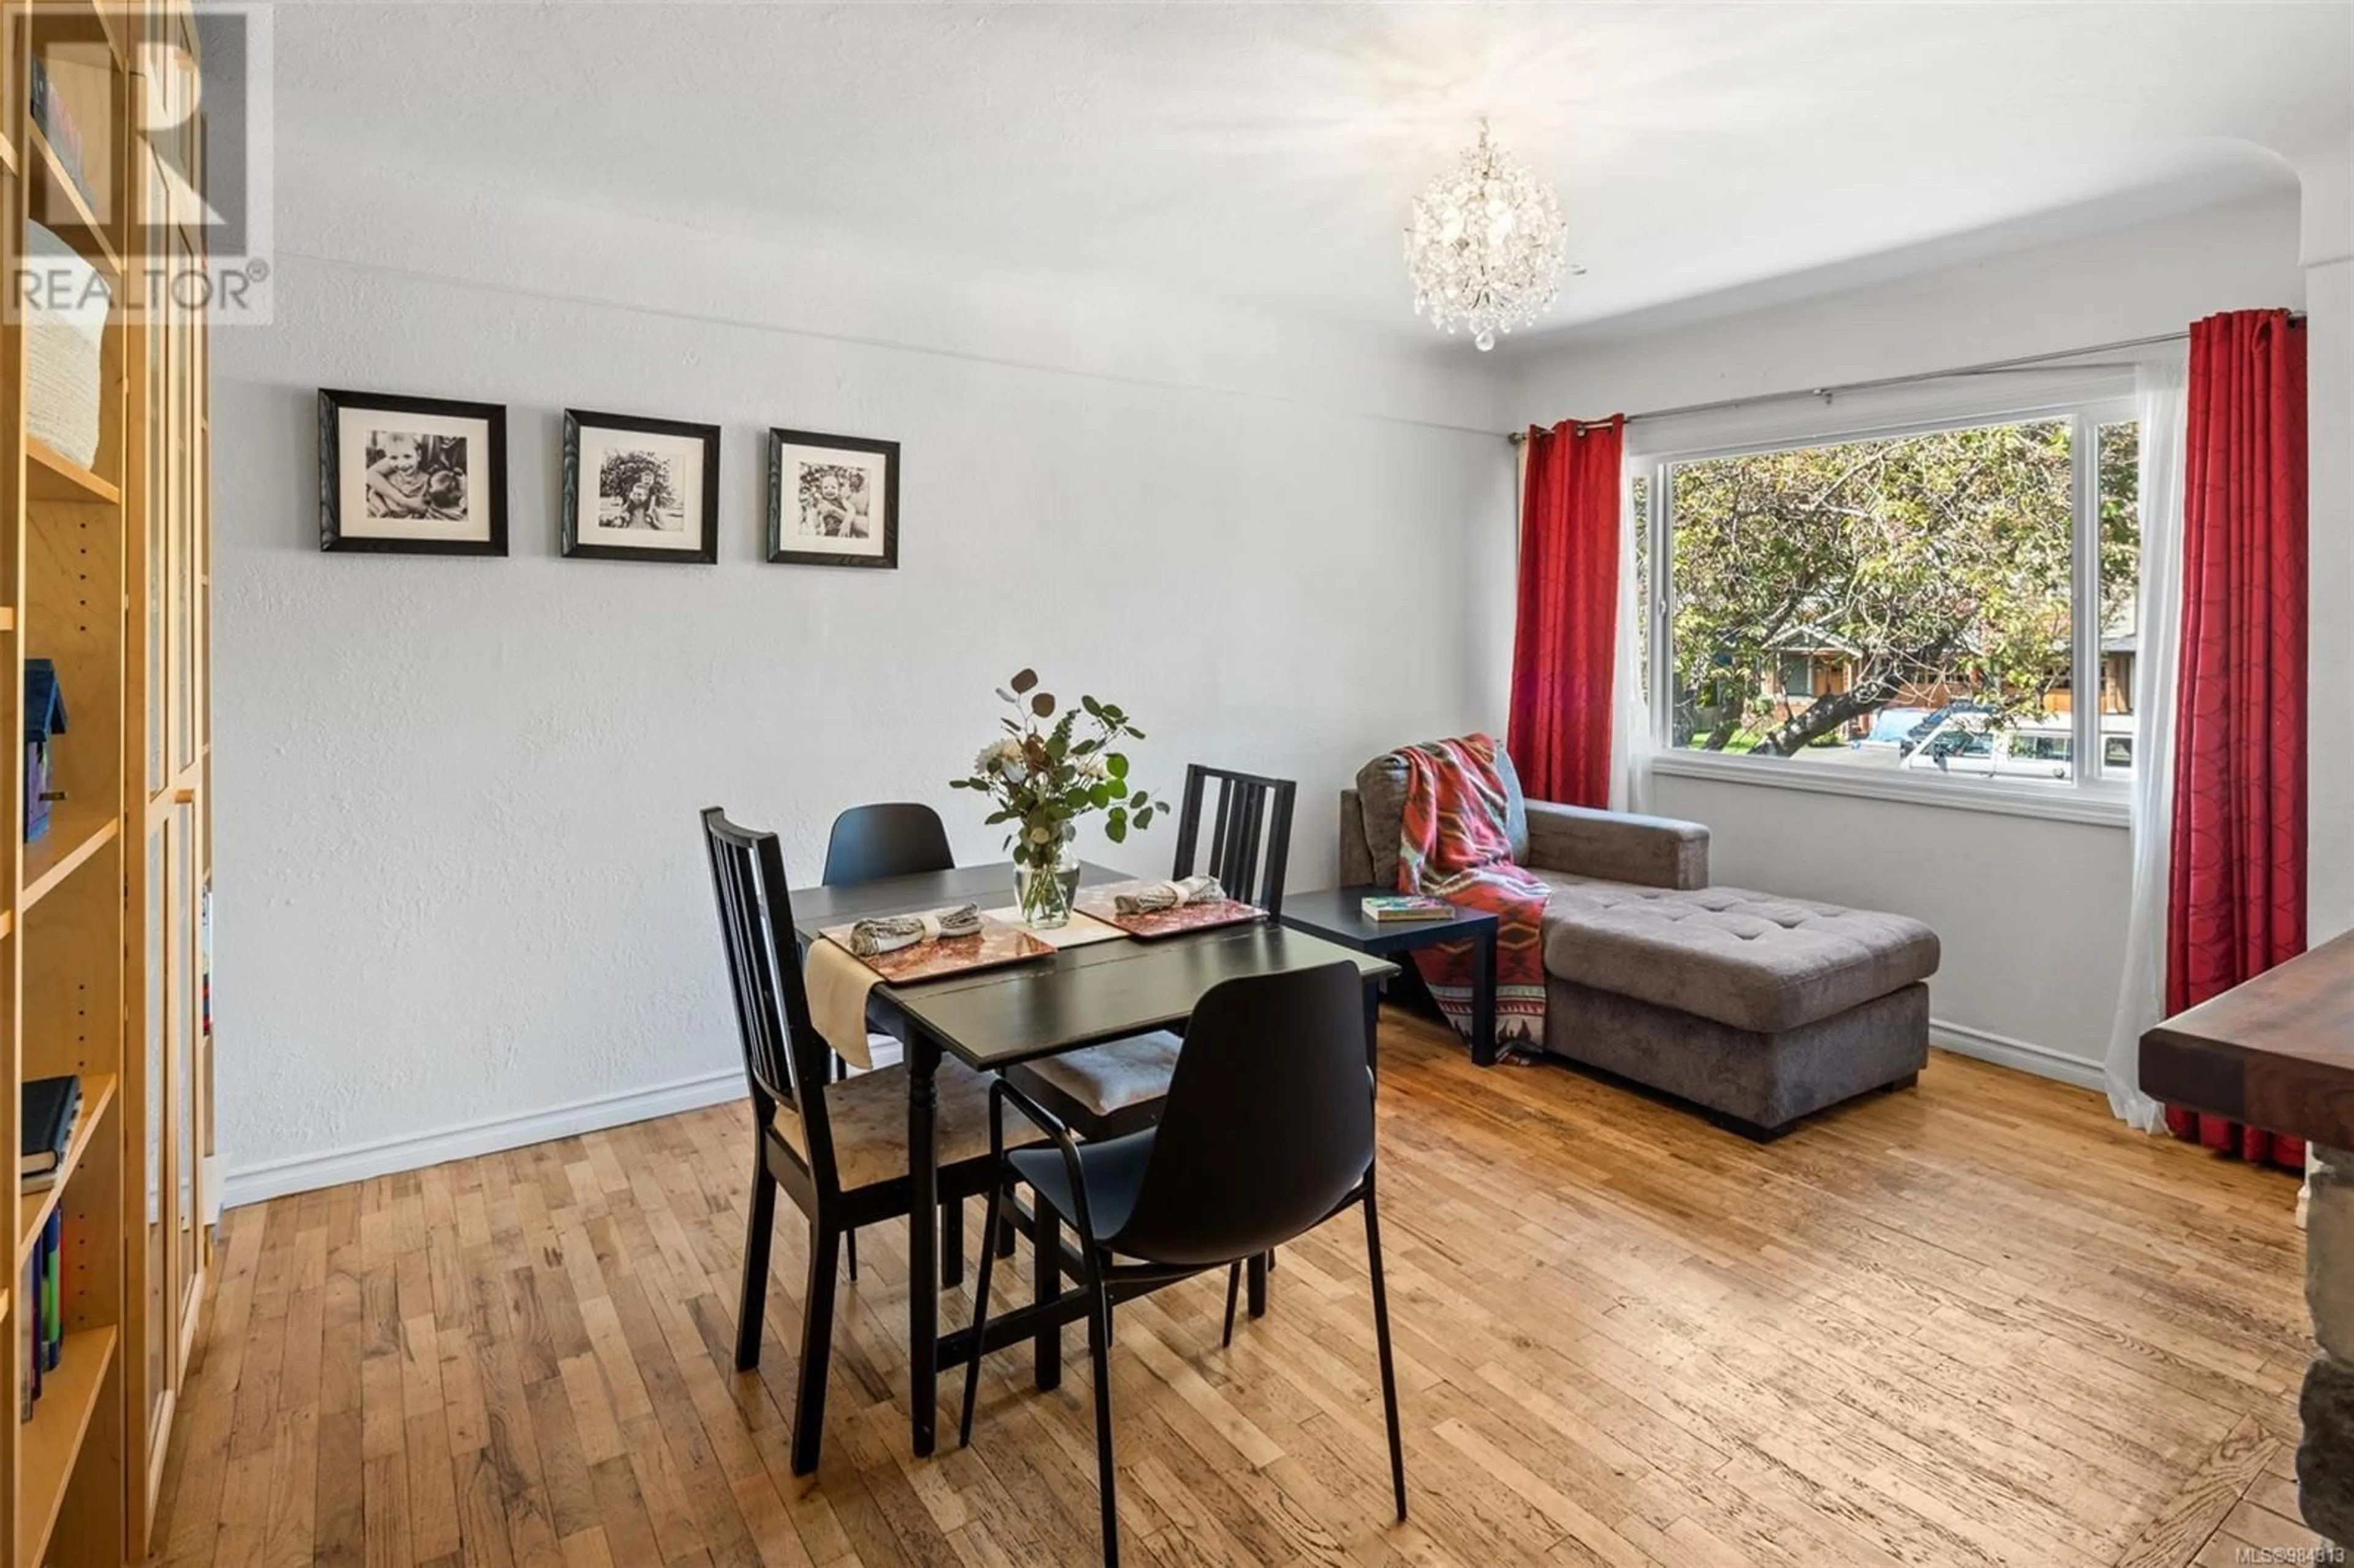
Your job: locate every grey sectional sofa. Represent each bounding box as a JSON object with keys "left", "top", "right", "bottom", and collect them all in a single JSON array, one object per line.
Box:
[{"left": 1340, "top": 748, "right": 1938, "bottom": 1137}]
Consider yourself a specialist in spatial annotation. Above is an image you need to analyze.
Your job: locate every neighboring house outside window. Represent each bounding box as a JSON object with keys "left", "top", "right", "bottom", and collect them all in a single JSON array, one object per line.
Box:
[
  {"left": 1775, "top": 650, "right": 1816, "bottom": 703},
  {"left": 1632, "top": 402, "right": 2140, "bottom": 810}
]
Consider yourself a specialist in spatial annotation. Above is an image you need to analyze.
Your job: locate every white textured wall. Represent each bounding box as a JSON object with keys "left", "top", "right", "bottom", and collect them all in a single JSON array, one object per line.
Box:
[
  {"left": 1498, "top": 193, "right": 2310, "bottom": 1081},
  {"left": 2308, "top": 259, "right": 2352, "bottom": 946},
  {"left": 212, "top": 151, "right": 1515, "bottom": 1198},
  {"left": 2298, "top": 134, "right": 2353, "bottom": 946}
]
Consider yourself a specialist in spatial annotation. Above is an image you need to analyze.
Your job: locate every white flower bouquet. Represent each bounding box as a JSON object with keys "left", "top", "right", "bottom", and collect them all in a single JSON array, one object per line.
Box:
[{"left": 949, "top": 668, "right": 1166, "bottom": 925}]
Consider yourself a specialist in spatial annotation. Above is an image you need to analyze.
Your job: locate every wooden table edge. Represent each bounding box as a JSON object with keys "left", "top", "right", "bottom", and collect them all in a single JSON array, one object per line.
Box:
[{"left": 2138, "top": 930, "right": 2354, "bottom": 1151}]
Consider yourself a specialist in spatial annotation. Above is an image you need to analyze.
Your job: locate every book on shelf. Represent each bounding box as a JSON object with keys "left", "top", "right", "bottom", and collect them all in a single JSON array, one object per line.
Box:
[
  {"left": 21, "top": 1233, "right": 41, "bottom": 1418},
  {"left": 20, "top": 1212, "right": 64, "bottom": 1422},
  {"left": 28, "top": 56, "right": 93, "bottom": 206},
  {"left": 1361, "top": 894, "right": 1456, "bottom": 923},
  {"left": 41, "top": 1212, "right": 62, "bottom": 1374},
  {"left": 21, "top": 1074, "right": 81, "bottom": 1179},
  {"left": 18, "top": 1252, "right": 31, "bottom": 1420}
]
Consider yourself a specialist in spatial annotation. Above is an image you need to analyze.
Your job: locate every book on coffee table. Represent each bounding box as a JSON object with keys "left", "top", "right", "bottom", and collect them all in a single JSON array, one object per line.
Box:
[{"left": 1360, "top": 895, "right": 1455, "bottom": 923}]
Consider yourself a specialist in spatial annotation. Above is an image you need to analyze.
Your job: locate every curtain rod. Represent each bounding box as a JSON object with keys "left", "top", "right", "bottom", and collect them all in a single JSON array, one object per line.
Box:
[{"left": 1506, "top": 314, "right": 2307, "bottom": 443}]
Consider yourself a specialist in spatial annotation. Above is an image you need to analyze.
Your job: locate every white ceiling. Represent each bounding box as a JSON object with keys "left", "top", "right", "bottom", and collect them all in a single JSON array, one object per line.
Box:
[{"left": 267, "top": 2, "right": 2350, "bottom": 344}]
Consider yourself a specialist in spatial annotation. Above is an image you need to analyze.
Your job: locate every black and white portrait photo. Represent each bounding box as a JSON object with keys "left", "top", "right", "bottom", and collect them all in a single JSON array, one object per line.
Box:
[
  {"left": 796, "top": 462, "right": 872, "bottom": 540},
  {"left": 319, "top": 389, "right": 508, "bottom": 555},
  {"left": 364, "top": 432, "right": 468, "bottom": 521},
  {"left": 768, "top": 428, "right": 899, "bottom": 569},
  {"left": 562, "top": 410, "right": 720, "bottom": 563},
  {"left": 598, "top": 447, "right": 686, "bottom": 533}
]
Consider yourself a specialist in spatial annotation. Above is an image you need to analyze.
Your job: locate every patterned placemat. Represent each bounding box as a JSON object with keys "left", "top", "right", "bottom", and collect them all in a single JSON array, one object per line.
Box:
[
  {"left": 819, "top": 912, "right": 1055, "bottom": 983},
  {"left": 1072, "top": 881, "right": 1268, "bottom": 940}
]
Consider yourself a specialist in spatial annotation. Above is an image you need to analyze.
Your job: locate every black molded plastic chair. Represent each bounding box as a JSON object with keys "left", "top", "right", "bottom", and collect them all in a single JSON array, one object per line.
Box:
[
  {"left": 822, "top": 801, "right": 955, "bottom": 886},
  {"left": 820, "top": 802, "right": 964, "bottom": 1282},
  {"left": 958, "top": 961, "right": 1404, "bottom": 1567},
  {"left": 703, "top": 807, "right": 1037, "bottom": 1475},
  {"left": 1013, "top": 766, "right": 1298, "bottom": 1141}
]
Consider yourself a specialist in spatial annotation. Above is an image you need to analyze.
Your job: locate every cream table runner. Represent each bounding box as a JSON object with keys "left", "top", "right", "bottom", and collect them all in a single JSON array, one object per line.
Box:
[
  {"left": 979, "top": 908, "right": 1127, "bottom": 949},
  {"left": 804, "top": 938, "right": 896, "bottom": 1071}
]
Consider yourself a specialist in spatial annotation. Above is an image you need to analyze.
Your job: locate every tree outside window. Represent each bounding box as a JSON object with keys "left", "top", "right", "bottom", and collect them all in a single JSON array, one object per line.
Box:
[{"left": 1648, "top": 410, "right": 2138, "bottom": 785}]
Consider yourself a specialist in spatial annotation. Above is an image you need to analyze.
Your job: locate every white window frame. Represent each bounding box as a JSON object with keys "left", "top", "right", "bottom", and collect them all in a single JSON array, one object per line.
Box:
[{"left": 1635, "top": 395, "right": 2136, "bottom": 829}]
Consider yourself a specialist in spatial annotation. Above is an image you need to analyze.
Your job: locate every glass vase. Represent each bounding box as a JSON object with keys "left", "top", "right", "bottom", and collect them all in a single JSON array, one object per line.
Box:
[{"left": 1015, "top": 841, "right": 1081, "bottom": 929}]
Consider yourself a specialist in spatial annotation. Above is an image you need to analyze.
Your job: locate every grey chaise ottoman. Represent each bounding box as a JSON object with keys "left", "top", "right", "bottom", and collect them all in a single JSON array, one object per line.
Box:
[{"left": 1341, "top": 748, "right": 1938, "bottom": 1138}]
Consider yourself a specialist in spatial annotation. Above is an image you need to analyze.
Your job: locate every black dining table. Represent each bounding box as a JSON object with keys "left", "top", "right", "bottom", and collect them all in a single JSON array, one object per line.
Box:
[{"left": 786, "top": 859, "right": 1398, "bottom": 1457}]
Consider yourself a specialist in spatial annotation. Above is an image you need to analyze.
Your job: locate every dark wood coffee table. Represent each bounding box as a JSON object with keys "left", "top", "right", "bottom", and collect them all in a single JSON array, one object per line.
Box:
[{"left": 1280, "top": 886, "right": 1501, "bottom": 1065}]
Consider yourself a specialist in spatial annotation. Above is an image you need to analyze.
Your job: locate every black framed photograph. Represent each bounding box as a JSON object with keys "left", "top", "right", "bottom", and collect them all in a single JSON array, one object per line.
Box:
[
  {"left": 319, "top": 388, "right": 508, "bottom": 555},
  {"left": 767, "top": 428, "right": 899, "bottom": 569},
  {"left": 562, "top": 409, "right": 722, "bottom": 564}
]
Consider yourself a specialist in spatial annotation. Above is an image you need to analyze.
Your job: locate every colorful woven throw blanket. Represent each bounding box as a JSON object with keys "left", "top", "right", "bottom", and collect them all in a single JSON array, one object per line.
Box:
[{"left": 1393, "top": 735, "right": 1549, "bottom": 1052}]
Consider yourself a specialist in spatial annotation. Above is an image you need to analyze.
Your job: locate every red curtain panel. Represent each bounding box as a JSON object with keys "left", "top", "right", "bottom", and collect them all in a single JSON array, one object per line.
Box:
[
  {"left": 2165, "top": 309, "right": 2310, "bottom": 1171},
  {"left": 1507, "top": 416, "right": 1625, "bottom": 808}
]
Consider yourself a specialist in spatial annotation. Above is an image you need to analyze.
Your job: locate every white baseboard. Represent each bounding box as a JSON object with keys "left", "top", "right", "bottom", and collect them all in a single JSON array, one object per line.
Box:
[
  {"left": 1929, "top": 1017, "right": 2105, "bottom": 1092},
  {"left": 219, "top": 1068, "right": 748, "bottom": 1211},
  {"left": 219, "top": 1026, "right": 2091, "bottom": 1211}
]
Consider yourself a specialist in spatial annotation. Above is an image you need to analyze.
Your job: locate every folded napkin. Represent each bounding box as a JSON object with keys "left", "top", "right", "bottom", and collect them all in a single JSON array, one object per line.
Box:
[
  {"left": 845, "top": 903, "right": 981, "bottom": 957},
  {"left": 1113, "top": 875, "right": 1225, "bottom": 915}
]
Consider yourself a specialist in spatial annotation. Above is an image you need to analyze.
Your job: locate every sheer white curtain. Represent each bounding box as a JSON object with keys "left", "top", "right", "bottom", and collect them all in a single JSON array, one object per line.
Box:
[
  {"left": 1609, "top": 460, "right": 1656, "bottom": 813},
  {"left": 2103, "top": 359, "right": 2188, "bottom": 1130}
]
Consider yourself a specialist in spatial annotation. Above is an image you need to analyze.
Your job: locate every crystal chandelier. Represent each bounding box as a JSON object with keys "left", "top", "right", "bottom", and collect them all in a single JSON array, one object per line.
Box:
[{"left": 1404, "top": 121, "right": 1570, "bottom": 351}]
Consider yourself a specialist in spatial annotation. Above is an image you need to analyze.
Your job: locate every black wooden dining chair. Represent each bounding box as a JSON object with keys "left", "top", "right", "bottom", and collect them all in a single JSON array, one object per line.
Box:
[
  {"left": 820, "top": 802, "right": 968, "bottom": 1282},
  {"left": 958, "top": 961, "right": 1405, "bottom": 1567},
  {"left": 703, "top": 807, "right": 1042, "bottom": 1475},
  {"left": 1011, "top": 766, "right": 1297, "bottom": 1141},
  {"left": 1171, "top": 763, "right": 1297, "bottom": 915}
]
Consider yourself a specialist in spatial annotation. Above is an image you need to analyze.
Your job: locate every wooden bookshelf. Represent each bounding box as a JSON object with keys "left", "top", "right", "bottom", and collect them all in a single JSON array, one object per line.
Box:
[
  {"left": 18, "top": 1073, "right": 115, "bottom": 1258},
  {"left": 25, "top": 438, "right": 118, "bottom": 506},
  {"left": 24, "top": 126, "right": 118, "bottom": 278},
  {"left": 26, "top": 0, "right": 127, "bottom": 67},
  {"left": 6, "top": 1, "right": 211, "bottom": 1561},
  {"left": 2, "top": 2, "right": 25, "bottom": 1556},
  {"left": 17, "top": 1326, "right": 117, "bottom": 1565},
  {"left": 20, "top": 810, "right": 115, "bottom": 911}
]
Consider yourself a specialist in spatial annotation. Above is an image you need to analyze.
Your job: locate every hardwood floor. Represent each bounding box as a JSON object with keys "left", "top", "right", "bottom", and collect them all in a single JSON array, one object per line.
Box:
[{"left": 152, "top": 1010, "right": 2330, "bottom": 1567}]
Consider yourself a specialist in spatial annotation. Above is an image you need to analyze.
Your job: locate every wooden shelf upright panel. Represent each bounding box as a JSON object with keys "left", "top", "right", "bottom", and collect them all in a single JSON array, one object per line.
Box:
[
  {"left": 120, "top": 0, "right": 214, "bottom": 1555},
  {"left": 1, "top": 0, "right": 24, "bottom": 1555},
  {"left": 4, "top": 0, "right": 208, "bottom": 1560}
]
